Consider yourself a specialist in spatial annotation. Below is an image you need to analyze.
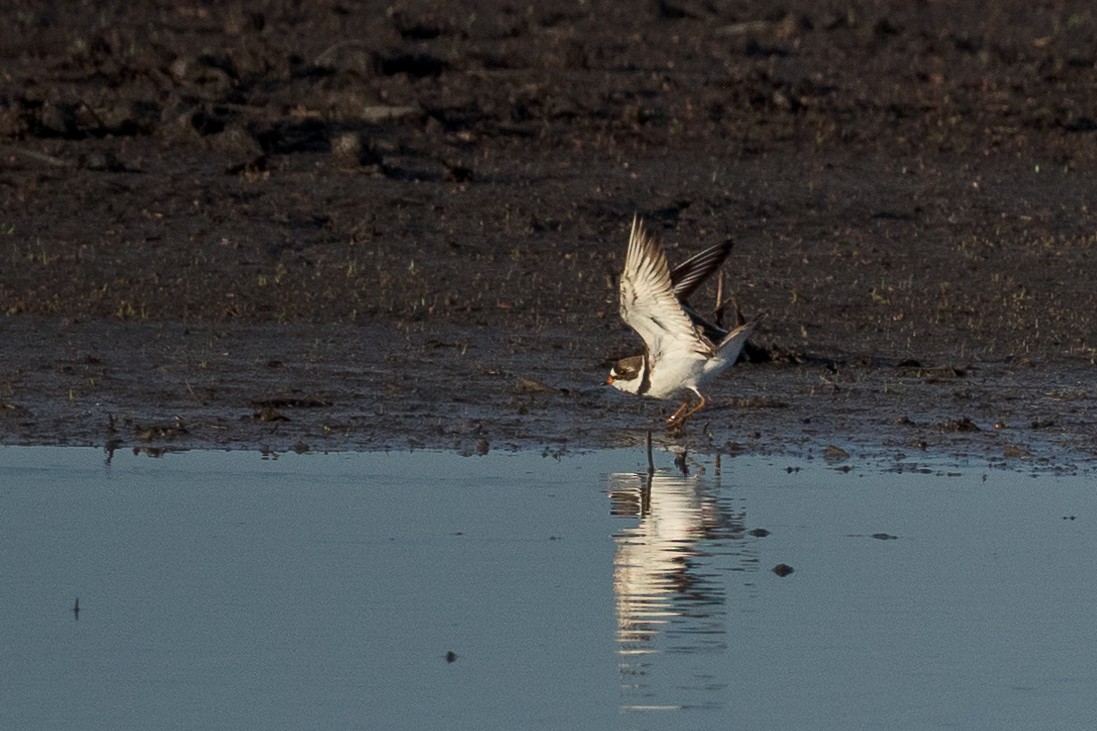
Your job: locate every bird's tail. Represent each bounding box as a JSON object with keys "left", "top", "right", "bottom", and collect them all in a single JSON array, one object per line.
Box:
[{"left": 708, "top": 318, "right": 760, "bottom": 371}]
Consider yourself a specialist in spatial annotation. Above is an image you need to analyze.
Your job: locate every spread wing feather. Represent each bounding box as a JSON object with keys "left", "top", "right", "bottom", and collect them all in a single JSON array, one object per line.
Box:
[
  {"left": 670, "top": 239, "right": 733, "bottom": 300},
  {"left": 619, "top": 217, "right": 712, "bottom": 363},
  {"left": 673, "top": 239, "right": 735, "bottom": 342}
]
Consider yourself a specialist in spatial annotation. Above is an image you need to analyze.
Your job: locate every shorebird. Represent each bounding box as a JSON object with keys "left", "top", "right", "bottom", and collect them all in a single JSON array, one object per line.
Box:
[{"left": 607, "top": 216, "right": 755, "bottom": 427}]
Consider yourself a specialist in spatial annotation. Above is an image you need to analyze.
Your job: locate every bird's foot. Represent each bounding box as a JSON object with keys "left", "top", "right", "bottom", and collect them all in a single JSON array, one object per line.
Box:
[
  {"left": 665, "top": 400, "right": 691, "bottom": 426},
  {"left": 665, "top": 395, "right": 706, "bottom": 431},
  {"left": 662, "top": 392, "right": 706, "bottom": 428}
]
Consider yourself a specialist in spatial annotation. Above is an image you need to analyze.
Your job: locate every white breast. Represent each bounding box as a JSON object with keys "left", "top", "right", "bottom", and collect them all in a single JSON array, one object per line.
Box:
[{"left": 644, "top": 352, "right": 709, "bottom": 399}]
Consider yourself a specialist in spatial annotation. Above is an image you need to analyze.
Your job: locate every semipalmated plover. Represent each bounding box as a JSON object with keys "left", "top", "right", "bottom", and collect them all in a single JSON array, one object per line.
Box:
[{"left": 607, "top": 216, "right": 756, "bottom": 427}]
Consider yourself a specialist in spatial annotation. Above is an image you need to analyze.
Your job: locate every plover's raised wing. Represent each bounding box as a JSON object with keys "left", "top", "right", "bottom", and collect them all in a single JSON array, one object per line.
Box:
[
  {"left": 619, "top": 217, "right": 712, "bottom": 363},
  {"left": 670, "top": 239, "right": 733, "bottom": 300}
]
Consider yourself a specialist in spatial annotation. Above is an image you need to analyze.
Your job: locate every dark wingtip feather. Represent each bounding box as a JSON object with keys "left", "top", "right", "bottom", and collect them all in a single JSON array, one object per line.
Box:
[{"left": 669, "top": 238, "right": 734, "bottom": 299}]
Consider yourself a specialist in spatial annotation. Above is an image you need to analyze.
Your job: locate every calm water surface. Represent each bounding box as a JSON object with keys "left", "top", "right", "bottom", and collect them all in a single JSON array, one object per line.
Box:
[{"left": 1, "top": 446, "right": 1094, "bottom": 729}]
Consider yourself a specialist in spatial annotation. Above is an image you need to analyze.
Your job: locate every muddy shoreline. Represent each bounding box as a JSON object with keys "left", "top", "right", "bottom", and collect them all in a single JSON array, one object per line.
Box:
[
  {"left": 2, "top": 2, "right": 1095, "bottom": 465},
  {"left": 2, "top": 317, "right": 1093, "bottom": 472}
]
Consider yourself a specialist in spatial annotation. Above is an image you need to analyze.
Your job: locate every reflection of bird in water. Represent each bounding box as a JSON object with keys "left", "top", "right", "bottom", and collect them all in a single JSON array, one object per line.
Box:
[{"left": 608, "top": 469, "right": 744, "bottom": 653}]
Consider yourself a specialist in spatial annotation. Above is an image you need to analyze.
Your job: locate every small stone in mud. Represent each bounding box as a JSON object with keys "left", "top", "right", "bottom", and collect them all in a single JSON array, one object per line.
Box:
[
  {"left": 331, "top": 131, "right": 363, "bottom": 161},
  {"left": 293, "top": 441, "right": 310, "bottom": 454},
  {"left": 134, "top": 419, "right": 189, "bottom": 441},
  {"left": 254, "top": 406, "right": 289, "bottom": 422},
  {"left": 476, "top": 438, "right": 490, "bottom": 455},
  {"left": 445, "top": 651, "right": 458, "bottom": 663},
  {"left": 1003, "top": 444, "right": 1030, "bottom": 458},
  {"left": 332, "top": 131, "right": 382, "bottom": 167},
  {"left": 205, "top": 124, "right": 264, "bottom": 168},
  {"left": 748, "top": 528, "right": 770, "bottom": 537},
  {"left": 940, "top": 417, "right": 980, "bottom": 432},
  {"left": 81, "top": 150, "right": 130, "bottom": 172},
  {"left": 823, "top": 444, "right": 850, "bottom": 461},
  {"left": 516, "top": 378, "right": 559, "bottom": 394},
  {"left": 772, "top": 563, "right": 794, "bottom": 577}
]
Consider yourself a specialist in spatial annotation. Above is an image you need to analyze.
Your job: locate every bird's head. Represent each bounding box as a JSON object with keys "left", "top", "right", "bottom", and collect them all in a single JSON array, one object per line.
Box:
[{"left": 606, "top": 356, "right": 644, "bottom": 394}]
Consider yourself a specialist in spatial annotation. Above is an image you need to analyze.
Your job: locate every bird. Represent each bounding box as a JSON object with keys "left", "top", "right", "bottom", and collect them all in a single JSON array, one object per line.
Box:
[{"left": 607, "top": 216, "right": 756, "bottom": 427}]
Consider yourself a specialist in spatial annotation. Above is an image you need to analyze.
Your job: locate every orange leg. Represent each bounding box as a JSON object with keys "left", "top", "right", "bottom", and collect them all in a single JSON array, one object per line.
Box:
[
  {"left": 678, "top": 394, "right": 708, "bottom": 423},
  {"left": 666, "top": 399, "right": 691, "bottom": 425},
  {"left": 665, "top": 393, "right": 707, "bottom": 426}
]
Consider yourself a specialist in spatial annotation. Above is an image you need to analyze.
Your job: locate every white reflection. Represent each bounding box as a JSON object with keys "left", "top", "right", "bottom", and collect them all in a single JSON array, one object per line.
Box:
[{"left": 609, "top": 466, "right": 747, "bottom": 712}]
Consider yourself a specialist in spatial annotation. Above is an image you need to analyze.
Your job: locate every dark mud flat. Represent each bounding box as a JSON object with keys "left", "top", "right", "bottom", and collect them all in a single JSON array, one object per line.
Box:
[
  {"left": 1, "top": 2, "right": 1095, "bottom": 463},
  {"left": 2, "top": 317, "right": 1093, "bottom": 470}
]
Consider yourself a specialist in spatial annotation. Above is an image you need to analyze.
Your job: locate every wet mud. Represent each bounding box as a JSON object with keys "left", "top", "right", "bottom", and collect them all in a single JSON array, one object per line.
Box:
[{"left": 1, "top": 2, "right": 1095, "bottom": 465}]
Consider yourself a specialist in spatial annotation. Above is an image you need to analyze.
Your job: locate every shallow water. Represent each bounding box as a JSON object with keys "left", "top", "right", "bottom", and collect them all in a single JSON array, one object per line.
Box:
[{"left": 1, "top": 447, "right": 1094, "bottom": 729}]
